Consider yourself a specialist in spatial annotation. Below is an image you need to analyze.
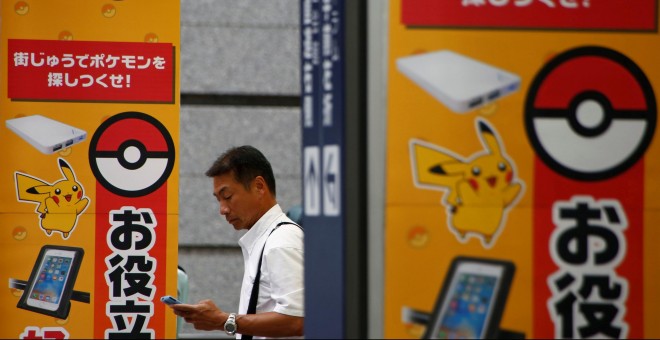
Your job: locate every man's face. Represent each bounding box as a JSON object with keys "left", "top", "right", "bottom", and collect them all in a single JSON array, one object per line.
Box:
[{"left": 212, "top": 173, "right": 261, "bottom": 231}]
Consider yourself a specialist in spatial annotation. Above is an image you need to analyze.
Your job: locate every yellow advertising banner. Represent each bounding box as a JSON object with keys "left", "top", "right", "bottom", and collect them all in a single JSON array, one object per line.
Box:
[
  {"left": 0, "top": 1, "right": 179, "bottom": 339},
  {"left": 385, "top": 0, "right": 659, "bottom": 338}
]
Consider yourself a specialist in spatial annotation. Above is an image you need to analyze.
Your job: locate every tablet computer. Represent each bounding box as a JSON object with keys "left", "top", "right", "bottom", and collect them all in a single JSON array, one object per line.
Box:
[
  {"left": 397, "top": 50, "right": 521, "bottom": 113},
  {"left": 6, "top": 115, "right": 87, "bottom": 154},
  {"left": 17, "top": 245, "right": 84, "bottom": 319},
  {"left": 424, "top": 256, "right": 515, "bottom": 339}
]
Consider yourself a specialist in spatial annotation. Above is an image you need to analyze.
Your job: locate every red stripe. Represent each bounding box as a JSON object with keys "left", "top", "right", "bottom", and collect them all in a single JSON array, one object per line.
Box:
[
  {"left": 533, "top": 158, "right": 643, "bottom": 338},
  {"left": 94, "top": 184, "right": 168, "bottom": 339}
]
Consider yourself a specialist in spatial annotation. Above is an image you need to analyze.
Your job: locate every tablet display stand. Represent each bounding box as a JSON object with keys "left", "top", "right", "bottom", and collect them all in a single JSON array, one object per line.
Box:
[
  {"left": 401, "top": 256, "right": 525, "bottom": 339},
  {"left": 10, "top": 278, "right": 89, "bottom": 320},
  {"left": 402, "top": 306, "right": 525, "bottom": 339},
  {"left": 9, "top": 278, "right": 90, "bottom": 303},
  {"left": 12, "top": 245, "right": 87, "bottom": 320}
]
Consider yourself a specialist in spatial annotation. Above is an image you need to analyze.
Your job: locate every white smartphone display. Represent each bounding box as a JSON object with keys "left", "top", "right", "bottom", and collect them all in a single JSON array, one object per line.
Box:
[
  {"left": 25, "top": 249, "right": 77, "bottom": 311},
  {"left": 430, "top": 262, "right": 504, "bottom": 339}
]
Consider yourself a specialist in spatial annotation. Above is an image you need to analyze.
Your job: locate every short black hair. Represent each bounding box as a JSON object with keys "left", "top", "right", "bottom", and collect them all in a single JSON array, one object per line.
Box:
[{"left": 205, "top": 145, "right": 276, "bottom": 196}]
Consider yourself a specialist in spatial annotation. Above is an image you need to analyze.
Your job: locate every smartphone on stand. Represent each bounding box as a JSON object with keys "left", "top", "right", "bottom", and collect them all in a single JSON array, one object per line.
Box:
[
  {"left": 17, "top": 245, "right": 84, "bottom": 319},
  {"left": 425, "top": 256, "right": 515, "bottom": 339}
]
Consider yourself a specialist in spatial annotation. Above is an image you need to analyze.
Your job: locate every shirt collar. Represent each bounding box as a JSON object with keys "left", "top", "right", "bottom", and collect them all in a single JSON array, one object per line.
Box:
[{"left": 238, "top": 204, "right": 284, "bottom": 254}]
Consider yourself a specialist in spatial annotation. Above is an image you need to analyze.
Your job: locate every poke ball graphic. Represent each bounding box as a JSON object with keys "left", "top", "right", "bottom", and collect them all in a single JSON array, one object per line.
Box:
[
  {"left": 525, "top": 46, "right": 656, "bottom": 181},
  {"left": 144, "top": 33, "right": 159, "bottom": 43},
  {"left": 407, "top": 226, "right": 429, "bottom": 249},
  {"left": 58, "top": 146, "right": 73, "bottom": 157},
  {"left": 55, "top": 317, "right": 69, "bottom": 325},
  {"left": 12, "top": 226, "right": 27, "bottom": 241},
  {"left": 89, "top": 112, "right": 175, "bottom": 197},
  {"left": 101, "top": 4, "right": 116, "bottom": 18},
  {"left": 15, "top": 1, "right": 29, "bottom": 15},
  {"left": 58, "top": 30, "right": 74, "bottom": 41}
]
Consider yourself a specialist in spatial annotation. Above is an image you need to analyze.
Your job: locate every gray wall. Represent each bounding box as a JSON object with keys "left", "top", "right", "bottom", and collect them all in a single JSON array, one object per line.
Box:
[{"left": 179, "top": 0, "right": 301, "bottom": 337}]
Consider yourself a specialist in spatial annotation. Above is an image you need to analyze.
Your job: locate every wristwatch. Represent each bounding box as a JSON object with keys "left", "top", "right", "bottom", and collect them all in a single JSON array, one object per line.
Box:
[{"left": 224, "top": 313, "right": 237, "bottom": 336}]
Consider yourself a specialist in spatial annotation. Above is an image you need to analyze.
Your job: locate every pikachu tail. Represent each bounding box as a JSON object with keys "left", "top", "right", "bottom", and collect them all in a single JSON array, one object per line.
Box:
[
  {"left": 410, "top": 139, "right": 464, "bottom": 190},
  {"left": 15, "top": 173, "right": 49, "bottom": 204}
]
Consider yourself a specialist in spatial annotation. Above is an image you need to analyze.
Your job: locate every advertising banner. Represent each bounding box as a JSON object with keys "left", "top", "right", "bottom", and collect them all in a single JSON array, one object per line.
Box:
[
  {"left": 385, "top": 0, "right": 659, "bottom": 338},
  {"left": 0, "top": 1, "right": 179, "bottom": 339},
  {"left": 401, "top": 0, "right": 656, "bottom": 31}
]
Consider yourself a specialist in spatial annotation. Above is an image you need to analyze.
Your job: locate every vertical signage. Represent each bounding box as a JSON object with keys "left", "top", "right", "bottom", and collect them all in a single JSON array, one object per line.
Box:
[
  {"left": 301, "top": 0, "right": 346, "bottom": 337},
  {"left": 384, "top": 0, "right": 660, "bottom": 338},
  {"left": 526, "top": 46, "right": 652, "bottom": 339},
  {"left": 0, "top": 2, "right": 179, "bottom": 339}
]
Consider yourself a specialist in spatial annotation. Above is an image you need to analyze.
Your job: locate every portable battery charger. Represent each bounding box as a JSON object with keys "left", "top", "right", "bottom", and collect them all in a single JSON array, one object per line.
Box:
[
  {"left": 6, "top": 115, "right": 87, "bottom": 154},
  {"left": 397, "top": 50, "right": 521, "bottom": 113}
]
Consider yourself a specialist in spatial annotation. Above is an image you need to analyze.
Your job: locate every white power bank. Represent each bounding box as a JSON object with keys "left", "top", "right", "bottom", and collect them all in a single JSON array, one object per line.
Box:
[
  {"left": 396, "top": 50, "right": 521, "bottom": 113},
  {"left": 6, "top": 115, "right": 87, "bottom": 154}
]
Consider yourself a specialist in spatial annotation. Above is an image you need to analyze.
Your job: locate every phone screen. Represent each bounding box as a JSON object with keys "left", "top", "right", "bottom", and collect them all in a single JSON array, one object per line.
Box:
[
  {"left": 434, "top": 272, "right": 498, "bottom": 339},
  {"left": 27, "top": 253, "right": 73, "bottom": 310}
]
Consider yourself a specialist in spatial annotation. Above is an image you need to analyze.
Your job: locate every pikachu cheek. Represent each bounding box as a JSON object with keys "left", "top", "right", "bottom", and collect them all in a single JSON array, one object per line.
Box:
[
  {"left": 78, "top": 191, "right": 83, "bottom": 199},
  {"left": 53, "top": 196, "right": 60, "bottom": 204},
  {"left": 506, "top": 171, "right": 513, "bottom": 184},
  {"left": 469, "top": 178, "right": 479, "bottom": 191}
]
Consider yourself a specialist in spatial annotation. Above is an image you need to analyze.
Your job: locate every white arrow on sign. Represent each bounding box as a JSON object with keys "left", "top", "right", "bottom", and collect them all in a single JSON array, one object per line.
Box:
[
  {"left": 323, "top": 145, "right": 340, "bottom": 216},
  {"left": 304, "top": 146, "right": 321, "bottom": 216}
]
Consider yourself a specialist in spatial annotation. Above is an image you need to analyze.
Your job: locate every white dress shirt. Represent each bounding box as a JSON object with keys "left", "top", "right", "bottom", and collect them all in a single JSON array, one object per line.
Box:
[{"left": 237, "top": 204, "right": 304, "bottom": 339}]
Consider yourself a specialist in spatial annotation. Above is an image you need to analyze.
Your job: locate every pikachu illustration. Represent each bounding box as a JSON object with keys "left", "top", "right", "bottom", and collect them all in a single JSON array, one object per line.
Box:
[
  {"left": 15, "top": 158, "right": 90, "bottom": 239},
  {"left": 410, "top": 118, "right": 524, "bottom": 247}
]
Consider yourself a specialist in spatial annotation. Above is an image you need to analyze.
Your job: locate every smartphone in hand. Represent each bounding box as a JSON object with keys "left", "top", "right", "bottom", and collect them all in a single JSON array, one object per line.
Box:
[{"left": 160, "top": 295, "right": 182, "bottom": 305}]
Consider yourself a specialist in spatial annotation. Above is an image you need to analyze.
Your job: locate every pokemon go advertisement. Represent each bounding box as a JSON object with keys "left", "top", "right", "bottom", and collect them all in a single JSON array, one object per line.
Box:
[
  {"left": 386, "top": 0, "right": 660, "bottom": 338},
  {"left": 0, "top": 1, "right": 179, "bottom": 339}
]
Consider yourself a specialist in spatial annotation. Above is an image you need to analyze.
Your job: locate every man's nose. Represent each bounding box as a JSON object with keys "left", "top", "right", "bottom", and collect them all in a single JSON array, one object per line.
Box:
[{"left": 219, "top": 203, "right": 229, "bottom": 215}]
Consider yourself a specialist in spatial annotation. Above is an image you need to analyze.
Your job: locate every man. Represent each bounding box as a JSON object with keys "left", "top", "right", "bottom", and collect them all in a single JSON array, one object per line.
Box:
[{"left": 170, "top": 146, "right": 304, "bottom": 338}]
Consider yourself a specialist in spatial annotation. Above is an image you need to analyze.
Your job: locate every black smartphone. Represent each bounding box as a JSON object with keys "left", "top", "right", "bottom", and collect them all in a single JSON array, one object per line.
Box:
[{"left": 17, "top": 245, "right": 84, "bottom": 319}]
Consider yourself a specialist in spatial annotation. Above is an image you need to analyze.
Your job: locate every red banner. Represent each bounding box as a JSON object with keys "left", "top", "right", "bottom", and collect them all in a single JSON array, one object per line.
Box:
[
  {"left": 94, "top": 185, "right": 168, "bottom": 339},
  {"left": 401, "top": 0, "right": 657, "bottom": 31},
  {"left": 8, "top": 39, "right": 174, "bottom": 103},
  {"left": 532, "top": 159, "right": 643, "bottom": 338},
  {"left": 89, "top": 111, "right": 175, "bottom": 338}
]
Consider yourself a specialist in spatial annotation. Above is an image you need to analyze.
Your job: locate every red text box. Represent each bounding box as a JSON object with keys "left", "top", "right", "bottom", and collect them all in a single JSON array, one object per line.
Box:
[
  {"left": 402, "top": 0, "right": 657, "bottom": 31},
  {"left": 8, "top": 39, "right": 175, "bottom": 103}
]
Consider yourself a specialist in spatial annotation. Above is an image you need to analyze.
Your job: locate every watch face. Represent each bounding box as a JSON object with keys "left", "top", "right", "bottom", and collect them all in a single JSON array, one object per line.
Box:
[
  {"left": 224, "top": 313, "right": 237, "bottom": 335},
  {"left": 225, "top": 321, "right": 236, "bottom": 334}
]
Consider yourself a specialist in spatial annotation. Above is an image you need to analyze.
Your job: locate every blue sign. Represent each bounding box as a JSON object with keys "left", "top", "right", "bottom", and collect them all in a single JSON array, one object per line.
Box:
[{"left": 301, "top": 0, "right": 345, "bottom": 338}]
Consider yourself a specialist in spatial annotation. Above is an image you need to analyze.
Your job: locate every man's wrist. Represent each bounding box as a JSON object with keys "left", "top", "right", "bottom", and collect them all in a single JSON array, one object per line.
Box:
[{"left": 220, "top": 312, "right": 230, "bottom": 324}]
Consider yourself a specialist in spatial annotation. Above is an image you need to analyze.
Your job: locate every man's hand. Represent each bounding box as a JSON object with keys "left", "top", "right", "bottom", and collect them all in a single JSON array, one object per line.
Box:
[
  {"left": 168, "top": 299, "right": 304, "bottom": 337},
  {"left": 169, "top": 299, "right": 228, "bottom": 331}
]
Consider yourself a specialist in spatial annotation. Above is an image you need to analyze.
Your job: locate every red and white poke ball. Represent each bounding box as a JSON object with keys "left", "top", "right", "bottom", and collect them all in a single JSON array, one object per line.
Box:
[
  {"left": 89, "top": 112, "right": 175, "bottom": 197},
  {"left": 525, "top": 46, "right": 656, "bottom": 181}
]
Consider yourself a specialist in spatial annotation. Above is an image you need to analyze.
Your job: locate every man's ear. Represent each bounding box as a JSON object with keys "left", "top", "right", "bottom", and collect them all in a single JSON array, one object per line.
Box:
[{"left": 253, "top": 176, "right": 267, "bottom": 194}]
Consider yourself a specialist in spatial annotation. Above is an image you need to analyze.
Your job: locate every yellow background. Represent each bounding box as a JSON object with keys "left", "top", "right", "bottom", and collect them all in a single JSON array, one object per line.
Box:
[
  {"left": 384, "top": 0, "right": 660, "bottom": 338},
  {"left": 0, "top": 1, "right": 179, "bottom": 338}
]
